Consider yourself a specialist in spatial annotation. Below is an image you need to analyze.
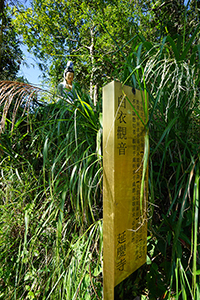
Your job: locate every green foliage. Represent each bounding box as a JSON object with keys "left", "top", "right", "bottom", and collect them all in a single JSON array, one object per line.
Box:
[
  {"left": 0, "top": 5, "right": 22, "bottom": 80},
  {"left": 107, "top": 3, "right": 200, "bottom": 297},
  {"left": 0, "top": 84, "right": 103, "bottom": 299},
  {"left": 127, "top": 25, "right": 200, "bottom": 300},
  {"left": 1, "top": 2, "right": 200, "bottom": 299},
  {"left": 13, "top": 0, "right": 151, "bottom": 98}
]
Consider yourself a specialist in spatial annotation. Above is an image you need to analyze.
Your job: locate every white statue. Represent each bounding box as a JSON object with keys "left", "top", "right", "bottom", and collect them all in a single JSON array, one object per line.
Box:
[{"left": 58, "top": 61, "right": 74, "bottom": 101}]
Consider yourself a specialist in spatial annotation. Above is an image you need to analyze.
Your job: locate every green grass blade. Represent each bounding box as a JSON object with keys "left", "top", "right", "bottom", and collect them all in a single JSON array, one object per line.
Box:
[
  {"left": 175, "top": 258, "right": 179, "bottom": 300},
  {"left": 166, "top": 36, "right": 179, "bottom": 60},
  {"left": 181, "top": 23, "right": 200, "bottom": 60},
  {"left": 193, "top": 164, "right": 199, "bottom": 297},
  {"left": 151, "top": 117, "right": 178, "bottom": 157},
  {"left": 140, "top": 131, "right": 149, "bottom": 215}
]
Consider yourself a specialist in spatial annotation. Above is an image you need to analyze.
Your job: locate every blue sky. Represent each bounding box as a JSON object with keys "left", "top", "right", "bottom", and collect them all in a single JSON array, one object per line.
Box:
[
  {"left": 18, "top": 45, "right": 44, "bottom": 86},
  {"left": 17, "top": 1, "right": 44, "bottom": 86}
]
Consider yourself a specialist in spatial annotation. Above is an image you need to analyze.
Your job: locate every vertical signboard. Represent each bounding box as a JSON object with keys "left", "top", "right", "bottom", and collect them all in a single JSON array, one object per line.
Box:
[{"left": 103, "top": 81, "right": 148, "bottom": 300}]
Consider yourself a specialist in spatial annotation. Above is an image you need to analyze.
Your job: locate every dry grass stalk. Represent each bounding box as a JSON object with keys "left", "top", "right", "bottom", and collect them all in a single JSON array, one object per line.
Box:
[{"left": 0, "top": 80, "right": 42, "bottom": 134}]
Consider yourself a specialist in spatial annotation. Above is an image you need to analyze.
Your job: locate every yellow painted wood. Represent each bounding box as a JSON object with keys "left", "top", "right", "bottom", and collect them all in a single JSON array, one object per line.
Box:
[{"left": 103, "top": 81, "right": 148, "bottom": 300}]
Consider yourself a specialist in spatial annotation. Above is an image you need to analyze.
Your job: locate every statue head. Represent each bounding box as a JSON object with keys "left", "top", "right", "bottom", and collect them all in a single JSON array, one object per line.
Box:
[{"left": 64, "top": 61, "right": 74, "bottom": 83}]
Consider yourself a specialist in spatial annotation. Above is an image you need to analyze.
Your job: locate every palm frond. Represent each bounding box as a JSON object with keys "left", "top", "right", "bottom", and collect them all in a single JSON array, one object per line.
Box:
[{"left": 0, "top": 80, "right": 43, "bottom": 133}]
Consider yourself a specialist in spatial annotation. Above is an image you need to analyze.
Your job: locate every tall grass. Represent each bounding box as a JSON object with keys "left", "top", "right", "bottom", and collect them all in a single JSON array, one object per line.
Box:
[
  {"left": 111, "top": 15, "right": 200, "bottom": 298},
  {"left": 0, "top": 83, "right": 103, "bottom": 299},
  {"left": 127, "top": 28, "right": 200, "bottom": 299}
]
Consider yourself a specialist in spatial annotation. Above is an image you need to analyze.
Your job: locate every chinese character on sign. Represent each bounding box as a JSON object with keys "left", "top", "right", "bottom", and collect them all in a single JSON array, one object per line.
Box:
[
  {"left": 117, "top": 244, "right": 126, "bottom": 259},
  {"left": 117, "top": 231, "right": 126, "bottom": 244},
  {"left": 118, "top": 95, "right": 126, "bottom": 108},
  {"left": 117, "top": 111, "right": 126, "bottom": 124},
  {"left": 118, "top": 142, "right": 127, "bottom": 155},
  {"left": 117, "top": 258, "right": 126, "bottom": 271},
  {"left": 117, "top": 127, "right": 127, "bottom": 139}
]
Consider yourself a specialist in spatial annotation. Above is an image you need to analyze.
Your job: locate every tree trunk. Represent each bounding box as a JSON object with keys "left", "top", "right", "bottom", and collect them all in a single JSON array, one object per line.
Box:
[
  {"left": 89, "top": 25, "right": 95, "bottom": 104},
  {"left": 94, "top": 83, "right": 98, "bottom": 107}
]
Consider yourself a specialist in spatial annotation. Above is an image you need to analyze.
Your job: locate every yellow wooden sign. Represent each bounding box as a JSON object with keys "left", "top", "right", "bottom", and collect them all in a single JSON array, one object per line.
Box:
[{"left": 103, "top": 81, "right": 148, "bottom": 300}]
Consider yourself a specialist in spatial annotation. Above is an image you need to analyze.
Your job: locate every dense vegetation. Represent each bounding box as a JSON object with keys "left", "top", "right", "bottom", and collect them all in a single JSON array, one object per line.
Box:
[
  {"left": 0, "top": 4, "right": 22, "bottom": 80},
  {"left": 0, "top": 0, "right": 200, "bottom": 299}
]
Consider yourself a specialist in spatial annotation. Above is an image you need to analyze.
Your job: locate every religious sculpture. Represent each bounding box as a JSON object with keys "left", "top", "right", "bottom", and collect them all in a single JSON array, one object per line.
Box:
[{"left": 57, "top": 61, "right": 74, "bottom": 100}]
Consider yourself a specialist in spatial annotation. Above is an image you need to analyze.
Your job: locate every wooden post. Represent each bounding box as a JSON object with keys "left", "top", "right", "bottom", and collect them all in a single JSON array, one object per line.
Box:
[{"left": 103, "top": 81, "right": 148, "bottom": 299}]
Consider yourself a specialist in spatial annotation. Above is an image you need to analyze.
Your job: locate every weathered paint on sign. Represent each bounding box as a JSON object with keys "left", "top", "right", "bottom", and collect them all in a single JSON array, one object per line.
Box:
[{"left": 103, "top": 81, "right": 148, "bottom": 300}]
